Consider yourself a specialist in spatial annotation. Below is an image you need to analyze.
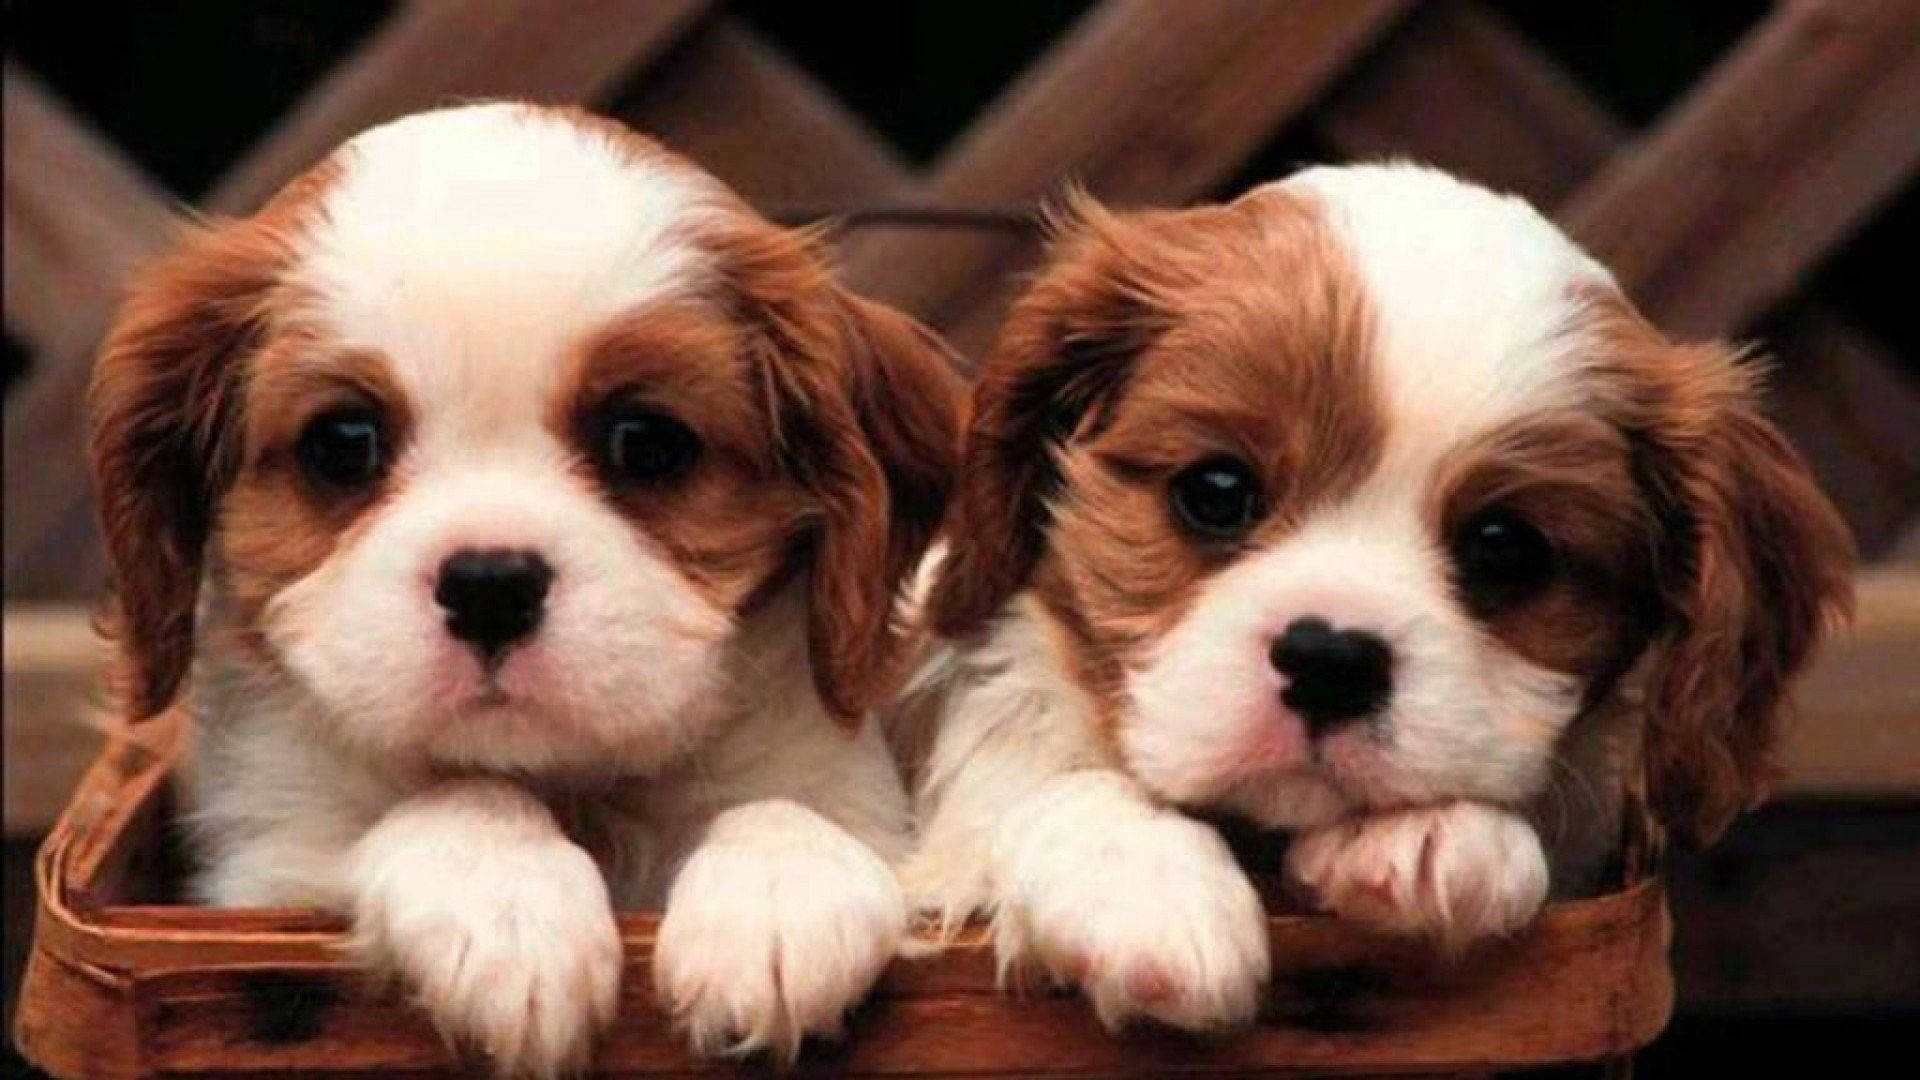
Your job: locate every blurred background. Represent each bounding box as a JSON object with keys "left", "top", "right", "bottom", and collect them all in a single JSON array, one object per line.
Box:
[{"left": 5, "top": 0, "right": 1917, "bottom": 1073}]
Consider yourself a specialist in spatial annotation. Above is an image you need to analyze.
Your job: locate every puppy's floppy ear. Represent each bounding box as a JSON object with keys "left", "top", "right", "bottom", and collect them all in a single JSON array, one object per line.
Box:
[
  {"left": 1627, "top": 338, "right": 1854, "bottom": 846},
  {"left": 720, "top": 221, "right": 965, "bottom": 723},
  {"left": 806, "top": 290, "right": 965, "bottom": 722},
  {"left": 88, "top": 219, "right": 287, "bottom": 718},
  {"left": 928, "top": 192, "right": 1169, "bottom": 637}
]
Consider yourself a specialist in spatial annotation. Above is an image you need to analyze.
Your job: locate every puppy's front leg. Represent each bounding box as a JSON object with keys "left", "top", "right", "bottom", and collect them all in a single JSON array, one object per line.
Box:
[
  {"left": 993, "top": 770, "right": 1270, "bottom": 1032},
  {"left": 1286, "top": 801, "right": 1548, "bottom": 953},
  {"left": 652, "top": 799, "right": 906, "bottom": 1062},
  {"left": 349, "top": 779, "right": 622, "bottom": 1078}
]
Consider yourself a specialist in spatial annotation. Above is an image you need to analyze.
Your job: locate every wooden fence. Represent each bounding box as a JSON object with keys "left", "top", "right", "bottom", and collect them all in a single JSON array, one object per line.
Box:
[{"left": 6, "top": 0, "right": 1920, "bottom": 830}]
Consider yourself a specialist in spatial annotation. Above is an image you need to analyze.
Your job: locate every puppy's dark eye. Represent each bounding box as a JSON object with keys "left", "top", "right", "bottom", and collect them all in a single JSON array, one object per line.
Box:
[
  {"left": 297, "top": 410, "right": 385, "bottom": 490},
  {"left": 1452, "top": 508, "right": 1556, "bottom": 606},
  {"left": 600, "top": 408, "right": 699, "bottom": 485},
  {"left": 1170, "top": 455, "right": 1261, "bottom": 540}
]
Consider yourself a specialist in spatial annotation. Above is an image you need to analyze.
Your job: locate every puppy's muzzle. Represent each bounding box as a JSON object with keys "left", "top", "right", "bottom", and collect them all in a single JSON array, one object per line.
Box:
[
  {"left": 434, "top": 548, "right": 552, "bottom": 663},
  {"left": 1269, "top": 616, "right": 1392, "bottom": 735}
]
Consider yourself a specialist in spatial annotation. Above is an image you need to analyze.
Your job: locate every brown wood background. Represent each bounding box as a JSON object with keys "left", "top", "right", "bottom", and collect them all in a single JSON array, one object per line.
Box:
[{"left": 8, "top": 0, "right": 1920, "bottom": 598}]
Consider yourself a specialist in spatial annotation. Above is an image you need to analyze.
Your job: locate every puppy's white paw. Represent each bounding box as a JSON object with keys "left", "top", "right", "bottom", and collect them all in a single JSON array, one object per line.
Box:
[
  {"left": 993, "top": 771, "right": 1269, "bottom": 1032},
  {"left": 349, "top": 782, "right": 622, "bottom": 1078},
  {"left": 653, "top": 800, "right": 906, "bottom": 1062},
  {"left": 1287, "top": 802, "right": 1547, "bottom": 953},
  {"left": 899, "top": 831, "right": 994, "bottom": 940}
]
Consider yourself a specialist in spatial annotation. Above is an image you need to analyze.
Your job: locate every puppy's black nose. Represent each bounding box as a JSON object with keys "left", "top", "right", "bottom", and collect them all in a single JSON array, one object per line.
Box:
[
  {"left": 1269, "top": 616, "right": 1392, "bottom": 734},
  {"left": 434, "top": 548, "right": 551, "bottom": 661}
]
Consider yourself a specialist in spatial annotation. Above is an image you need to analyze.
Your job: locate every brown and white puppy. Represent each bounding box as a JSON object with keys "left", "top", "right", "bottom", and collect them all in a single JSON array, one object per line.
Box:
[
  {"left": 895, "top": 164, "right": 1852, "bottom": 1032},
  {"left": 89, "top": 103, "right": 961, "bottom": 1075}
]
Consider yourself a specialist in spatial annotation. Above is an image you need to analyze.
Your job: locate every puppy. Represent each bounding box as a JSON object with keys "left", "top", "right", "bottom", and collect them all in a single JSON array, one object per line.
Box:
[
  {"left": 88, "top": 103, "right": 961, "bottom": 1075},
  {"left": 894, "top": 164, "right": 1852, "bottom": 1032}
]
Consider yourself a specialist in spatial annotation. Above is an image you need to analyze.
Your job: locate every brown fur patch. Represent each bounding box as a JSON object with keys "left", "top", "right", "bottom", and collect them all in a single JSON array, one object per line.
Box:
[
  {"left": 88, "top": 157, "right": 342, "bottom": 717},
  {"left": 214, "top": 342, "right": 413, "bottom": 656},
  {"left": 559, "top": 102, "right": 964, "bottom": 721},
  {"left": 1576, "top": 285, "right": 1854, "bottom": 845},
  {"left": 933, "top": 186, "right": 1381, "bottom": 716},
  {"left": 560, "top": 299, "right": 814, "bottom": 614},
  {"left": 545, "top": 195, "right": 964, "bottom": 723},
  {"left": 1430, "top": 410, "right": 1662, "bottom": 688},
  {"left": 692, "top": 212, "right": 964, "bottom": 721}
]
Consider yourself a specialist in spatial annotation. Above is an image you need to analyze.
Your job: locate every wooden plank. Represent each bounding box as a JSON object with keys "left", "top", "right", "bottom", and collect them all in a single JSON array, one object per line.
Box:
[
  {"left": 1557, "top": 0, "right": 1920, "bottom": 337},
  {"left": 1318, "top": 0, "right": 1618, "bottom": 208},
  {"left": 618, "top": 15, "right": 914, "bottom": 212},
  {"left": 122, "top": 901, "right": 1668, "bottom": 1076},
  {"left": 205, "top": 0, "right": 717, "bottom": 215},
  {"left": 1783, "top": 567, "right": 1920, "bottom": 797},
  {"left": 1893, "top": 520, "right": 1920, "bottom": 565},
  {"left": 1315, "top": 0, "right": 1920, "bottom": 556},
  {"left": 2, "top": 607, "right": 108, "bottom": 837},
  {"left": 834, "top": 0, "right": 1419, "bottom": 348},
  {"left": 3, "top": 66, "right": 184, "bottom": 602},
  {"left": 1, "top": 63, "right": 180, "bottom": 356},
  {"left": 1765, "top": 310, "right": 1920, "bottom": 554}
]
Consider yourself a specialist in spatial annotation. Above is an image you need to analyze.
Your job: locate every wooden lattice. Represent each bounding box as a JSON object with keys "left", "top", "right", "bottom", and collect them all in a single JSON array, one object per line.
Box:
[{"left": 7, "top": 0, "right": 1920, "bottom": 605}]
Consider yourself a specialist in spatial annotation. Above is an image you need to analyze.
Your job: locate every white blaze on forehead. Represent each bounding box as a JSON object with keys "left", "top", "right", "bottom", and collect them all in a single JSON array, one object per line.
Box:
[
  {"left": 1276, "top": 164, "right": 1615, "bottom": 462},
  {"left": 292, "top": 103, "right": 721, "bottom": 440}
]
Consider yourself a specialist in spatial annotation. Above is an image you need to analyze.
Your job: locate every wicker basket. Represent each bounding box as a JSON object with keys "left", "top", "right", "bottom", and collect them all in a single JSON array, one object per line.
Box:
[{"left": 14, "top": 707, "right": 1674, "bottom": 1078}]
